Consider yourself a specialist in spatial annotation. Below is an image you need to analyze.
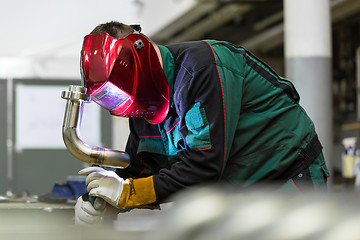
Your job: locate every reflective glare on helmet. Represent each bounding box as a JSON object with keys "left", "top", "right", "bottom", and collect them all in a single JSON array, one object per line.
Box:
[
  {"left": 92, "top": 81, "right": 132, "bottom": 111},
  {"left": 81, "top": 33, "right": 170, "bottom": 124}
]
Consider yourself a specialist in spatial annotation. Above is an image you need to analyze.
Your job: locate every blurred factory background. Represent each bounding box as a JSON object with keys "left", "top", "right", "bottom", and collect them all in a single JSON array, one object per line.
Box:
[
  {"left": 0, "top": 0, "right": 360, "bottom": 207},
  {"left": 2, "top": 0, "right": 360, "bottom": 239}
]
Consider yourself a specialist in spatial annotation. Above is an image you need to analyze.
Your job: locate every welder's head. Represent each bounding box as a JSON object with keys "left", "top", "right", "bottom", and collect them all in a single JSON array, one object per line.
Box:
[{"left": 80, "top": 23, "right": 169, "bottom": 124}]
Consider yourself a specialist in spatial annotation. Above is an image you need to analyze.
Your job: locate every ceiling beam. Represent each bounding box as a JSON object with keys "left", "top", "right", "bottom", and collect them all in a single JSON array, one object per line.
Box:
[
  {"left": 241, "top": 0, "right": 360, "bottom": 53},
  {"left": 151, "top": 1, "right": 218, "bottom": 43},
  {"left": 166, "top": 3, "right": 253, "bottom": 44}
]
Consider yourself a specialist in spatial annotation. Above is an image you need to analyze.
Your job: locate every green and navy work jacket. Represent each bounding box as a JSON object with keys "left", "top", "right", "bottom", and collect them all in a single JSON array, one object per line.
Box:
[{"left": 116, "top": 40, "right": 325, "bottom": 202}]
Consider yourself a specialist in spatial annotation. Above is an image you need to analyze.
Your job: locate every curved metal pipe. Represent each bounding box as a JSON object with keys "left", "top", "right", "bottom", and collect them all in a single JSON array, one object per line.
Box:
[{"left": 61, "top": 85, "right": 130, "bottom": 168}]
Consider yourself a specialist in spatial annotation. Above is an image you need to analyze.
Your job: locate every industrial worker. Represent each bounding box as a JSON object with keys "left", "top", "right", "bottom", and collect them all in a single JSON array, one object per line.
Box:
[{"left": 75, "top": 21, "right": 330, "bottom": 224}]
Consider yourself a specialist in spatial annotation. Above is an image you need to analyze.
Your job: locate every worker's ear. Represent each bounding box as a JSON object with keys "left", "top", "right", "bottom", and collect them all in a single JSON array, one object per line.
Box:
[{"left": 130, "top": 24, "right": 141, "bottom": 33}]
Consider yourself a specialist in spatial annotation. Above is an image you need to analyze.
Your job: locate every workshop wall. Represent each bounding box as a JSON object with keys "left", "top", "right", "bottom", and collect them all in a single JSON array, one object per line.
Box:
[
  {"left": 332, "top": 12, "right": 360, "bottom": 176},
  {"left": 0, "top": 79, "right": 113, "bottom": 196},
  {"left": 0, "top": 80, "right": 6, "bottom": 194}
]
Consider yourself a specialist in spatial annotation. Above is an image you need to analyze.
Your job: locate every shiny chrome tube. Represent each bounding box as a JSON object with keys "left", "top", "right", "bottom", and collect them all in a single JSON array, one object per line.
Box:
[{"left": 61, "top": 85, "right": 130, "bottom": 168}]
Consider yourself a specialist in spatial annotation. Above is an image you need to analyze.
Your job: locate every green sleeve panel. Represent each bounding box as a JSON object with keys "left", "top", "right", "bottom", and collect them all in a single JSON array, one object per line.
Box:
[
  {"left": 137, "top": 137, "right": 166, "bottom": 156},
  {"left": 184, "top": 102, "right": 211, "bottom": 150}
]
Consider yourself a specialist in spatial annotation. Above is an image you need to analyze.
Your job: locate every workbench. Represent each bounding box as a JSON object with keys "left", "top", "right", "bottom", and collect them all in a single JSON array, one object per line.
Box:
[{"left": 0, "top": 196, "right": 168, "bottom": 240}]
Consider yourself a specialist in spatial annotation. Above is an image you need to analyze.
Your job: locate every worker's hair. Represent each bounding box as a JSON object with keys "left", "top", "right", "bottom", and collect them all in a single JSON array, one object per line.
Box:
[{"left": 90, "top": 21, "right": 136, "bottom": 38}]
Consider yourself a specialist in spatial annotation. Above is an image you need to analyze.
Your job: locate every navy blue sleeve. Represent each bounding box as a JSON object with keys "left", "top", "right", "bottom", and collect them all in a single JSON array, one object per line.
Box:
[{"left": 153, "top": 45, "right": 227, "bottom": 201}]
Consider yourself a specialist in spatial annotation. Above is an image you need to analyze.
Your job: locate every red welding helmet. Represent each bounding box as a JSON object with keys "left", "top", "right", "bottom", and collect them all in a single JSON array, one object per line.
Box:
[{"left": 81, "top": 32, "right": 169, "bottom": 124}]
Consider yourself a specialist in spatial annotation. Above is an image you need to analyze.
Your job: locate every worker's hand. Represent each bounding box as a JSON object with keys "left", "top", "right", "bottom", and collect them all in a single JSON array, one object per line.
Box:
[
  {"left": 74, "top": 195, "right": 103, "bottom": 224},
  {"left": 79, "top": 166, "right": 125, "bottom": 208},
  {"left": 74, "top": 195, "right": 121, "bottom": 225}
]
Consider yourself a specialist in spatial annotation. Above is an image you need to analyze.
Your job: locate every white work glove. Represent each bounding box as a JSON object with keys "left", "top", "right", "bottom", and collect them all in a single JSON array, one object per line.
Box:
[
  {"left": 74, "top": 195, "right": 120, "bottom": 225},
  {"left": 79, "top": 166, "right": 125, "bottom": 208}
]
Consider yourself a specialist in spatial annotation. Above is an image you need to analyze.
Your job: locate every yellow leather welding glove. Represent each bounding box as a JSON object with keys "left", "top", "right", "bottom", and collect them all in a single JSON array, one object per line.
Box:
[
  {"left": 79, "top": 166, "right": 156, "bottom": 209},
  {"left": 118, "top": 177, "right": 157, "bottom": 209}
]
